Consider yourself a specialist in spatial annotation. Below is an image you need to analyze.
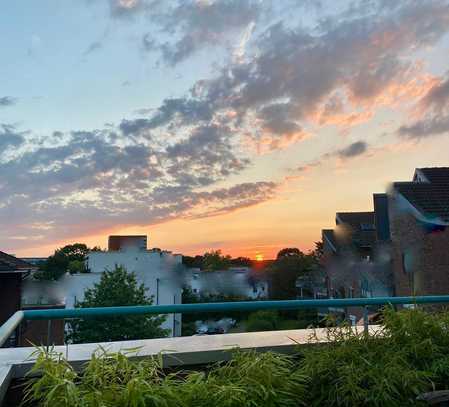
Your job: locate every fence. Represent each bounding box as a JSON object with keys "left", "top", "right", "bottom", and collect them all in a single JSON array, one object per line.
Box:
[{"left": 2, "top": 295, "right": 449, "bottom": 347}]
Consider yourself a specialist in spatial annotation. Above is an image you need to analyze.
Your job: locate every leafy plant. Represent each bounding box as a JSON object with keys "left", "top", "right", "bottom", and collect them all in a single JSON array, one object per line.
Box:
[
  {"left": 67, "top": 265, "right": 168, "bottom": 343},
  {"left": 24, "top": 348, "right": 308, "bottom": 407},
  {"left": 25, "top": 308, "right": 449, "bottom": 407}
]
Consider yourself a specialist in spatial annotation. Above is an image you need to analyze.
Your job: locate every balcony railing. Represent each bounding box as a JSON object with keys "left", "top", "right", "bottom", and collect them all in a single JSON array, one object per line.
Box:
[{"left": 2, "top": 295, "right": 449, "bottom": 347}]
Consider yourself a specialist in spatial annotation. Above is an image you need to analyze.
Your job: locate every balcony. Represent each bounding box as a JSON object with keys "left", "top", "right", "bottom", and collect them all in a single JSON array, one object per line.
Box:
[{"left": 1, "top": 296, "right": 449, "bottom": 406}]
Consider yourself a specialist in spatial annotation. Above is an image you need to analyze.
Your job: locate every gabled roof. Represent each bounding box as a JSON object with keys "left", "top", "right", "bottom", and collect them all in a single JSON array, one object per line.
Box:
[
  {"left": 322, "top": 229, "right": 337, "bottom": 252},
  {"left": 416, "top": 167, "right": 449, "bottom": 185},
  {"left": 336, "top": 212, "right": 375, "bottom": 228},
  {"left": 393, "top": 181, "right": 449, "bottom": 223},
  {"left": 335, "top": 212, "right": 376, "bottom": 248},
  {"left": 0, "top": 251, "right": 36, "bottom": 273}
]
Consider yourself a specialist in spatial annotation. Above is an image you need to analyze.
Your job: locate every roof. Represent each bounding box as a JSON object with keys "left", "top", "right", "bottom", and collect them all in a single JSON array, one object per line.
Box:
[
  {"left": 0, "top": 251, "right": 36, "bottom": 273},
  {"left": 336, "top": 212, "right": 375, "bottom": 228},
  {"left": 393, "top": 182, "right": 449, "bottom": 223},
  {"left": 322, "top": 229, "right": 337, "bottom": 252},
  {"left": 417, "top": 167, "right": 449, "bottom": 185},
  {"left": 335, "top": 212, "right": 376, "bottom": 248}
]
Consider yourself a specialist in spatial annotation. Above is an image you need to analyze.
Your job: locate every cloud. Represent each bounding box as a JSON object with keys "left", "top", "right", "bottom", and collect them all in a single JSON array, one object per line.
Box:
[
  {"left": 109, "top": 0, "right": 145, "bottom": 18},
  {"left": 0, "top": 124, "right": 25, "bottom": 154},
  {"left": 398, "top": 75, "right": 449, "bottom": 139},
  {"left": 0, "top": 120, "right": 262, "bottom": 250},
  {"left": 292, "top": 140, "right": 370, "bottom": 177},
  {"left": 5, "top": 0, "right": 449, "bottom": 251},
  {"left": 336, "top": 141, "right": 368, "bottom": 159},
  {"left": 83, "top": 41, "right": 102, "bottom": 56},
  {"left": 0, "top": 96, "right": 17, "bottom": 107},
  {"left": 142, "top": 0, "right": 449, "bottom": 151},
  {"left": 142, "top": 0, "right": 264, "bottom": 66}
]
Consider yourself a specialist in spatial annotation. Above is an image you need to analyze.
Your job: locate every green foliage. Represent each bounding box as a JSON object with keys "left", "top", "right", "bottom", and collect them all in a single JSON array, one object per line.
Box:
[
  {"left": 24, "top": 348, "right": 308, "bottom": 407},
  {"left": 299, "top": 307, "right": 447, "bottom": 406},
  {"left": 246, "top": 310, "right": 318, "bottom": 332},
  {"left": 269, "top": 248, "right": 315, "bottom": 299},
  {"left": 26, "top": 308, "right": 449, "bottom": 407},
  {"left": 246, "top": 310, "right": 279, "bottom": 331},
  {"left": 67, "top": 265, "right": 168, "bottom": 343},
  {"left": 182, "top": 253, "right": 253, "bottom": 270},
  {"left": 67, "top": 259, "right": 87, "bottom": 274},
  {"left": 202, "top": 250, "right": 232, "bottom": 271},
  {"left": 35, "top": 243, "right": 91, "bottom": 280}
]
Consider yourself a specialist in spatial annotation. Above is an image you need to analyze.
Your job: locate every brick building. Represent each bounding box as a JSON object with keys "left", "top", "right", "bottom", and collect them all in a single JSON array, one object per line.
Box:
[
  {"left": 388, "top": 167, "right": 449, "bottom": 296},
  {"left": 322, "top": 194, "right": 393, "bottom": 300},
  {"left": 321, "top": 194, "right": 393, "bottom": 323},
  {"left": 0, "top": 251, "right": 36, "bottom": 347}
]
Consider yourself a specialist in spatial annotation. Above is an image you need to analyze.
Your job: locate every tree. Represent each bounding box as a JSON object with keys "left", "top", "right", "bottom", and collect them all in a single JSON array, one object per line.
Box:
[
  {"left": 276, "top": 248, "right": 301, "bottom": 259},
  {"left": 202, "top": 250, "right": 232, "bottom": 271},
  {"left": 35, "top": 243, "right": 92, "bottom": 280},
  {"left": 182, "top": 255, "right": 204, "bottom": 269},
  {"left": 67, "top": 266, "right": 168, "bottom": 343},
  {"left": 269, "top": 248, "right": 314, "bottom": 300},
  {"left": 67, "top": 260, "right": 87, "bottom": 275}
]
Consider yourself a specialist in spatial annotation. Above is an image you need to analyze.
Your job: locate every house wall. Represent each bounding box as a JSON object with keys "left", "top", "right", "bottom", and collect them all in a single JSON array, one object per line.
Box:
[
  {"left": 388, "top": 192, "right": 449, "bottom": 296},
  {"left": 21, "top": 250, "right": 184, "bottom": 337},
  {"left": 183, "top": 267, "right": 268, "bottom": 299},
  {"left": 81, "top": 250, "right": 183, "bottom": 337}
]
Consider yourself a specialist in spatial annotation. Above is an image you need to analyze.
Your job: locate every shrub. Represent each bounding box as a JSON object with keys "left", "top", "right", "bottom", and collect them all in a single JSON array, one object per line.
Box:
[
  {"left": 25, "top": 308, "right": 449, "bottom": 407},
  {"left": 24, "top": 347, "right": 308, "bottom": 407},
  {"left": 300, "top": 324, "right": 432, "bottom": 406}
]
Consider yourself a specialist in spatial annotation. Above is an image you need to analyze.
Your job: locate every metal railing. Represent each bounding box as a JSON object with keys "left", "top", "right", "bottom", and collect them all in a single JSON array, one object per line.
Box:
[{"left": 2, "top": 295, "right": 449, "bottom": 347}]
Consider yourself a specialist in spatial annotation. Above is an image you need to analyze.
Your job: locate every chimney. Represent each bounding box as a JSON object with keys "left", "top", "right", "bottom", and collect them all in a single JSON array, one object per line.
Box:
[
  {"left": 108, "top": 236, "right": 148, "bottom": 251},
  {"left": 373, "top": 194, "right": 390, "bottom": 242}
]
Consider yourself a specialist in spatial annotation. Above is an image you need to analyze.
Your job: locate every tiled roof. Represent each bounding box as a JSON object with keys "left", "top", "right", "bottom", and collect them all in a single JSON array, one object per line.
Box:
[
  {"left": 393, "top": 182, "right": 449, "bottom": 223},
  {"left": 418, "top": 167, "right": 449, "bottom": 185},
  {"left": 336, "top": 212, "right": 377, "bottom": 247},
  {"left": 0, "top": 251, "right": 35, "bottom": 272},
  {"left": 322, "top": 229, "right": 337, "bottom": 252},
  {"left": 336, "top": 212, "right": 375, "bottom": 228}
]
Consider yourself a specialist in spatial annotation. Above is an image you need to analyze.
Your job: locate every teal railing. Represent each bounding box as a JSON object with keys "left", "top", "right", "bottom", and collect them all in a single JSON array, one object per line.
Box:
[{"left": 2, "top": 295, "right": 449, "bottom": 347}]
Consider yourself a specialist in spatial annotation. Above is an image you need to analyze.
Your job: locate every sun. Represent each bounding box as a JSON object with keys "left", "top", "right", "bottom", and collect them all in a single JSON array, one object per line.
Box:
[{"left": 255, "top": 253, "right": 264, "bottom": 262}]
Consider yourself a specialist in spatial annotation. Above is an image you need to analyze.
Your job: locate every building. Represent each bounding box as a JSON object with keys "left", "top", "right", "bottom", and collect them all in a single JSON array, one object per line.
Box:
[
  {"left": 321, "top": 194, "right": 393, "bottom": 323},
  {"left": 388, "top": 167, "right": 449, "bottom": 296},
  {"left": 322, "top": 194, "right": 393, "bottom": 300},
  {"left": 0, "top": 252, "right": 37, "bottom": 346},
  {"left": 63, "top": 236, "right": 183, "bottom": 337},
  {"left": 184, "top": 266, "right": 268, "bottom": 299}
]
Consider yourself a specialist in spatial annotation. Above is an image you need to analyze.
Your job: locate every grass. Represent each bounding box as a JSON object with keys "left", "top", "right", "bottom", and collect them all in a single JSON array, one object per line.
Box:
[{"left": 23, "top": 307, "right": 449, "bottom": 406}]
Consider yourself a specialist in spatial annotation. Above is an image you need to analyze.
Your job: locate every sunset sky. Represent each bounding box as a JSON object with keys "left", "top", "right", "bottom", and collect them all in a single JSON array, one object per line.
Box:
[{"left": 2, "top": 0, "right": 449, "bottom": 259}]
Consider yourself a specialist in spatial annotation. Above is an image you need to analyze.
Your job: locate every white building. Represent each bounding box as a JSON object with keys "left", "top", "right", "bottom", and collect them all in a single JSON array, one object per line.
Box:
[
  {"left": 184, "top": 267, "right": 268, "bottom": 299},
  {"left": 22, "top": 236, "right": 184, "bottom": 337}
]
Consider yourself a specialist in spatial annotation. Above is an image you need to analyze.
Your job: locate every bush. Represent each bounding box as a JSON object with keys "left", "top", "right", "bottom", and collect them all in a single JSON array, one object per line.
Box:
[
  {"left": 24, "top": 347, "right": 308, "bottom": 407},
  {"left": 25, "top": 308, "right": 449, "bottom": 407},
  {"left": 300, "top": 323, "right": 432, "bottom": 406}
]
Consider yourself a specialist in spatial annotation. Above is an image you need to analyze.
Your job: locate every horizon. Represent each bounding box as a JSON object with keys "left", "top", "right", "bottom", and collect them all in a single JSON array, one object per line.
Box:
[{"left": 2, "top": 1, "right": 449, "bottom": 260}]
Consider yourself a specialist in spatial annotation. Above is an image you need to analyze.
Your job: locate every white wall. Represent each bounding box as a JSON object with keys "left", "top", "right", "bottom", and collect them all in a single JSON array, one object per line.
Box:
[
  {"left": 183, "top": 267, "right": 268, "bottom": 299},
  {"left": 22, "top": 250, "right": 184, "bottom": 337}
]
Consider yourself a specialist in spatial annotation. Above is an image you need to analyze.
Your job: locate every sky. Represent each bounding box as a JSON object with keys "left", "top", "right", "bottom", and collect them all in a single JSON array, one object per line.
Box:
[{"left": 2, "top": 0, "right": 449, "bottom": 260}]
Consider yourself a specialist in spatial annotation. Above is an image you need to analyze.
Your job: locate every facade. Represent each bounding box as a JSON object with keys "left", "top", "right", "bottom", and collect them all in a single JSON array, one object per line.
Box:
[
  {"left": 184, "top": 266, "right": 268, "bottom": 299},
  {"left": 388, "top": 167, "right": 449, "bottom": 296},
  {"left": 322, "top": 194, "right": 393, "bottom": 301},
  {"left": 321, "top": 195, "right": 393, "bottom": 322},
  {"left": 67, "top": 239, "right": 183, "bottom": 337},
  {"left": 21, "top": 236, "right": 184, "bottom": 337}
]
